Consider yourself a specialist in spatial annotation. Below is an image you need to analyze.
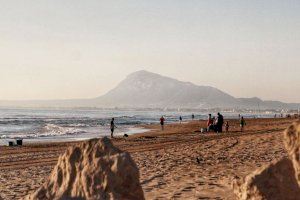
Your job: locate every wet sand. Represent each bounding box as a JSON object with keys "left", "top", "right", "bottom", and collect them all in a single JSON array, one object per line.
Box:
[{"left": 0, "top": 118, "right": 295, "bottom": 199}]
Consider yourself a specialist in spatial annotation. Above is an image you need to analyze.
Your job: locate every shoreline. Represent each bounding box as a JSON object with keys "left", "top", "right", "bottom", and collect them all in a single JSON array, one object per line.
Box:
[
  {"left": 0, "top": 107, "right": 284, "bottom": 146},
  {"left": 0, "top": 126, "right": 151, "bottom": 146},
  {"left": 0, "top": 116, "right": 290, "bottom": 146}
]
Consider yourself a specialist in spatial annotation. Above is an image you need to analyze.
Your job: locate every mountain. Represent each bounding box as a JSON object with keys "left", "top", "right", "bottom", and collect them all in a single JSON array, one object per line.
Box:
[
  {"left": 0, "top": 70, "right": 299, "bottom": 110},
  {"left": 94, "top": 70, "right": 237, "bottom": 108}
]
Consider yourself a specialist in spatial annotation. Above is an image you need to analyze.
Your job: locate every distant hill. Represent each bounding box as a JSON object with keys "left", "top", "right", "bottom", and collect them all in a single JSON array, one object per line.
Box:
[
  {"left": 93, "top": 70, "right": 237, "bottom": 109},
  {"left": 0, "top": 70, "right": 299, "bottom": 110}
]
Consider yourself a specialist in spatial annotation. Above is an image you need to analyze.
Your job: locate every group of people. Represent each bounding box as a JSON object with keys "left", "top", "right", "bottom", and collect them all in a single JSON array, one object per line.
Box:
[
  {"left": 109, "top": 113, "right": 247, "bottom": 138},
  {"left": 207, "top": 113, "right": 225, "bottom": 133},
  {"left": 207, "top": 113, "right": 246, "bottom": 133}
]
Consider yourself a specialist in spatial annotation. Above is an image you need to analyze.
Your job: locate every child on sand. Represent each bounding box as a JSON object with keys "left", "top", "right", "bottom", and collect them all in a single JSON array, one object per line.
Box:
[
  {"left": 240, "top": 117, "right": 246, "bottom": 132},
  {"left": 225, "top": 121, "right": 229, "bottom": 132},
  {"left": 179, "top": 116, "right": 183, "bottom": 124}
]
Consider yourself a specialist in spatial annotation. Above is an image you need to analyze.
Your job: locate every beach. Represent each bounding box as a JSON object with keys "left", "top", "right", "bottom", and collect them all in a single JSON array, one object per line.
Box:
[{"left": 0, "top": 117, "right": 295, "bottom": 199}]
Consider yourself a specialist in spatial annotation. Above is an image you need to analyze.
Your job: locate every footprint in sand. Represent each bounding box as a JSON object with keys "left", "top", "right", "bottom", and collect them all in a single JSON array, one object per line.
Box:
[
  {"left": 208, "top": 183, "right": 224, "bottom": 188},
  {"left": 181, "top": 185, "right": 196, "bottom": 192},
  {"left": 172, "top": 192, "right": 182, "bottom": 198}
]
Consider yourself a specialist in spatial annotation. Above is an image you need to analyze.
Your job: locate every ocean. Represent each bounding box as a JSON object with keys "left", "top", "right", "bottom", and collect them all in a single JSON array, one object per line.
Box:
[{"left": 0, "top": 108, "right": 274, "bottom": 144}]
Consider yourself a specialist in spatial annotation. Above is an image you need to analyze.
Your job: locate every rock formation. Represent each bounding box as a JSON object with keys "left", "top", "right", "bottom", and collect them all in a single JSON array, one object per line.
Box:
[
  {"left": 25, "top": 137, "right": 145, "bottom": 200},
  {"left": 233, "top": 121, "right": 300, "bottom": 200},
  {"left": 284, "top": 121, "right": 300, "bottom": 185}
]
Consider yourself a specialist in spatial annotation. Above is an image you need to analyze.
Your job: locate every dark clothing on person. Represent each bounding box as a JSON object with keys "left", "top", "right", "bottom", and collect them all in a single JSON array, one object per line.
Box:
[
  {"left": 240, "top": 117, "right": 246, "bottom": 132},
  {"left": 208, "top": 124, "right": 216, "bottom": 132},
  {"left": 160, "top": 117, "right": 165, "bottom": 125},
  {"left": 110, "top": 119, "right": 116, "bottom": 138},
  {"left": 160, "top": 117, "right": 165, "bottom": 130},
  {"left": 110, "top": 120, "right": 115, "bottom": 130},
  {"left": 216, "top": 114, "right": 224, "bottom": 133},
  {"left": 240, "top": 118, "right": 246, "bottom": 127}
]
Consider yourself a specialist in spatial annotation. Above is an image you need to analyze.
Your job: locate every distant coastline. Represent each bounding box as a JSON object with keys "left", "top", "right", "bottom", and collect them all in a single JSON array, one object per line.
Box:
[{"left": 1, "top": 71, "right": 300, "bottom": 110}]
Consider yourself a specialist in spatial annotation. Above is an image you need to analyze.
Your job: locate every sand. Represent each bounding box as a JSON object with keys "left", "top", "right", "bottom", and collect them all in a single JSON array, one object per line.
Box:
[{"left": 0, "top": 118, "right": 295, "bottom": 199}]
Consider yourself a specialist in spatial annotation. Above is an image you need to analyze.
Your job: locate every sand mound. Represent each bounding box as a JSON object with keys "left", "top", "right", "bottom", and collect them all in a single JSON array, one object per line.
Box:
[
  {"left": 25, "top": 137, "right": 145, "bottom": 200},
  {"left": 233, "top": 121, "right": 300, "bottom": 200}
]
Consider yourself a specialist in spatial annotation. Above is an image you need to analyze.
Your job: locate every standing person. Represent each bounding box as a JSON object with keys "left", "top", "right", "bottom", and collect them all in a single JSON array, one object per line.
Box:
[
  {"left": 179, "top": 116, "right": 183, "bottom": 124},
  {"left": 207, "top": 114, "right": 213, "bottom": 131},
  {"left": 225, "top": 121, "right": 229, "bottom": 133},
  {"left": 110, "top": 118, "right": 117, "bottom": 138},
  {"left": 240, "top": 117, "right": 246, "bottom": 132},
  {"left": 216, "top": 113, "right": 224, "bottom": 133},
  {"left": 192, "top": 114, "right": 195, "bottom": 120},
  {"left": 160, "top": 116, "right": 165, "bottom": 131}
]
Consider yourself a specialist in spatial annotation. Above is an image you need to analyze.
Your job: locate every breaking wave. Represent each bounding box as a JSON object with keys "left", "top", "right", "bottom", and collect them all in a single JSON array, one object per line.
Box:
[{"left": 1, "top": 124, "right": 86, "bottom": 139}]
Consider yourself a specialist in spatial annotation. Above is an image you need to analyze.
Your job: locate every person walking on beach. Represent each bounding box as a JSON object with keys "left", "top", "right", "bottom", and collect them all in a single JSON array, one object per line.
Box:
[
  {"left": 225, "top": 121, "right": 229, "bottom": 133},
  {"left": 160, "top": 116, "right": 165, "bottom": 131},
  {"left": 179, "top": 116, "right": 183, "bottom": 124},
  {"left": 240, "top": 117, "right": 246, "bottom": 132},
  {"left": 192, "top": 114, "right": 195, "bottom": 120},
  {"left": 110, "top": 118, "right": 117, "bottom": 138},
  {"left": 216, "top": 113, "right": 224, "bottom": 133}
]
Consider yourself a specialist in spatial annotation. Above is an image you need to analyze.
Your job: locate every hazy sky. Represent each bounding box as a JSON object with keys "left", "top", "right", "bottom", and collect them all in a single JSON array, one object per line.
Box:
[{"left": 0, "top": 0, "right": 299, "bottom": 102}]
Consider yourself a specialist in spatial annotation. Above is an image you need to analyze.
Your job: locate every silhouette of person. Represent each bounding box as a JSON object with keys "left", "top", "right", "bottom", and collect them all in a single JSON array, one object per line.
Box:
[
  {"left": 240, "top": 117, "right": 246, "bottom": 132},
  {"left": 225, "top": 121, "right": 229, "bottom": 132},
  {"left": 160, "top": 116, "right": 165, "bottom": 131},
  {"left": 216, "top": 113, "right": 224, "bottom": 133},
  {"left": 110, "top": 118, "right": 117, "bottom": 138}
]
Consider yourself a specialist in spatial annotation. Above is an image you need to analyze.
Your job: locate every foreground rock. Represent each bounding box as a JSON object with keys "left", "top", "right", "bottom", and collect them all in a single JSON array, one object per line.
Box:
[
  {"left": 284, "top": 121, "right": 300, "bottom": 185},
  {"left": 25, "top": 137, "right": 144, "bottom": 200},
  {"left": 233, "top": 121, "right": 300, "bottom": 200},
  {"left": 233, "top": 158, "right": 300, "bottom": 200}
]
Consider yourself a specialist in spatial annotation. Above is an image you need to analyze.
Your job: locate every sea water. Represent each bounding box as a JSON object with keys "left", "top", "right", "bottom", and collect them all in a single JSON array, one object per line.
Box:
[{"left": 0, "top": 108, "right": 274, "bottom": 144}]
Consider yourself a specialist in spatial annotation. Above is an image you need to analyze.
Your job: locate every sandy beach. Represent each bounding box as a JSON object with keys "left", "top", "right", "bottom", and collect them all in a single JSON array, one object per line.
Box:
[{"left": 0, "top": 117, "right": 295, "bottom": 199}]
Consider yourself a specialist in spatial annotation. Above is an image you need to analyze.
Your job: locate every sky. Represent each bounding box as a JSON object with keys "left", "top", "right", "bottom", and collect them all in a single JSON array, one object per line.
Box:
[{"left": 0, "top": 0, "right": 299, "bottom": 102}]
